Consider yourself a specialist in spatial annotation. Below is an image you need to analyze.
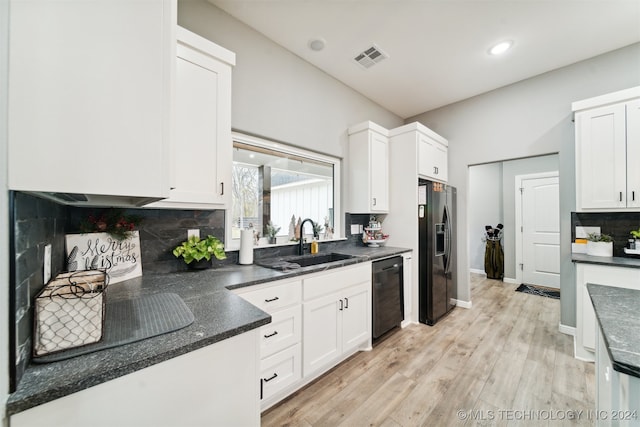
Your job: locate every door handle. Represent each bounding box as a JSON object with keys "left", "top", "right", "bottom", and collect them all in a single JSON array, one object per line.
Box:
[
  {"left": 344, "top": 297, "right": 349, "bottom": 309},
  {"left": 339, "top": 299, "right": 343, "bottom": 311},
  {"left": 221, "top": 182, "right": 224, "bottom": 196},
  {"left": 373, "top": 197, "right": 377, "bottom": 206},
  {"left": 620, "top": 191, "right": 623, "bottom": 202}
]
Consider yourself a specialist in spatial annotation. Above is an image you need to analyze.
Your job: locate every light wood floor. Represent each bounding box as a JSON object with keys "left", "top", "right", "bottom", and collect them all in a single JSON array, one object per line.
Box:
[{"left": 262, "top": 275, "right": 595, "bottom": 427}]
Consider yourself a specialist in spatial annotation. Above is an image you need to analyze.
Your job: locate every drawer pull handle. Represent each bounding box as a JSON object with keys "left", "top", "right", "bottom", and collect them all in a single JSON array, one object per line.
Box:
[
  {"left": 263, "top": 373, "right": 278, "bottom": 382},
  {"left": 264, "top": 331, "right": 278, "bottom": 338},
  {"left": 344, "top": 297, "right": 349, "bottom": 309},
  {"left": 265, "top": 296, "right": 279, "bottom": 303}
]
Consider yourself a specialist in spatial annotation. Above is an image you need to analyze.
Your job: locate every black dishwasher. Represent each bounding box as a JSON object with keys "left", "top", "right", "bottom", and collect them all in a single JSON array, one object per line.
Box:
[{"left": 372, "top": 256, "right": 404, "bottom": 340}]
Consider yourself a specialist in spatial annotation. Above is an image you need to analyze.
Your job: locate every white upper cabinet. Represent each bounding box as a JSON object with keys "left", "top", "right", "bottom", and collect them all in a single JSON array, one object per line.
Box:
[
  {"left": 8, "top": 0, "right": 176, "bottom": 206},
  {"left": 148, "top": 27, "right": 235, "bottom": 209},
  {"left": 348, "top": 121, "right": 389, "bottom": 213},
  {"left": 390, "top": 122, "right": 448, "bottom": 183},
  {"left": 574, "top": 87, "right": 640, "bottom": 211}
]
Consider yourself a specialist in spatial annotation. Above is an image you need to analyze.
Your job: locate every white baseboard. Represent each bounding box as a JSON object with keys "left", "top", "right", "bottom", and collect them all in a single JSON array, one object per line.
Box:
[
  {"left": 469, "top": 269, "right": 486, "bottom": 276},
  {"left": 503, "top": 277, "right": 517, "bottom": 284},
  {"left": 558, "top": 323, "right": 575, "bottom": 336},
  {"left": 454, "top": 299, "right": 472, "bottom": 309}
]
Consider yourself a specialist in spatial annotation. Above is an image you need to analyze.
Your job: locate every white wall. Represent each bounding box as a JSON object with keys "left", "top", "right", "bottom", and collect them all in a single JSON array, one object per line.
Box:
[
  {"left": 1, "top": 0, "right": 10, "bottom": 422},
  {"left": 468, "top": 162, "right": 503, "bottom": 272},
  {"left": 177, "top": 0, "right": 403, "bottom": 159},
  {"left": 410, "top": 42, "right": 640, "bottom": 327}
]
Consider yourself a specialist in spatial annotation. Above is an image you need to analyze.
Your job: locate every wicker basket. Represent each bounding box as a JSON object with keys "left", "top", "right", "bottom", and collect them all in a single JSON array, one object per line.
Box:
[{"left": 33, "top": 270, "right": 108, "bottom": 357}]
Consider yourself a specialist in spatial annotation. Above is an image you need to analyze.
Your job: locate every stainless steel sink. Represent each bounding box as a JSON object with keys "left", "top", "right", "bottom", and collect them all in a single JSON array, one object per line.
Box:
[{"left": 257, "top": 253, "right": 356, "bottom": 270}]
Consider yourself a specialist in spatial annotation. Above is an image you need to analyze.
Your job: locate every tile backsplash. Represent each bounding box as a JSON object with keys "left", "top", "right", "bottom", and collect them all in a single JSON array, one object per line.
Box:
[
  {"left": 11, "top": 192, "right": 67, "bottom": 391},
  {"left": 10, "top": 193, "right": 369, "bottom": 391},
  {"left": 571, "top": 211, "right": 640, "bottom": 256}
]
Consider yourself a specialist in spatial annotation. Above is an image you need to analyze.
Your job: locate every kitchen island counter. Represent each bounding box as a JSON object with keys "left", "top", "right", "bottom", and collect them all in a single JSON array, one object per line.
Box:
[
  {"left": 587, "top": 283, "right": 640, "bottom": 378},
  {"left": 7, "top": 245, "right": 410, "bottom": 416}
]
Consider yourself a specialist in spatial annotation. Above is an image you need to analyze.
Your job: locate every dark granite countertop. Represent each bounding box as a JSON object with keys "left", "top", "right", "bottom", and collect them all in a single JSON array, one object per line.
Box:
[
  {"left": 572, "top": 253, "right": 640, "bottom": 268},
  {"left": 6, "top": 245, "right": 410, "bottom": 416},
  {"left": 587, "top": 283, "right": 640, "bottom": 379}
]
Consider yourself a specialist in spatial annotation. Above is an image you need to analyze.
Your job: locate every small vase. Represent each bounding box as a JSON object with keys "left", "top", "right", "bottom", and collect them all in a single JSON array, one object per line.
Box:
[
  {"left": 268, "top": 237, "right": 277, "bottom": 245},
  {"left": 188, "top": 258, "right": 211, "bottom": 270}
]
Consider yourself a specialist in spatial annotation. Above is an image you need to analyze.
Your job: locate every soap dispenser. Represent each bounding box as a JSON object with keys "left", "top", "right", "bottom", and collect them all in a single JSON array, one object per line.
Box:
[{"left": 311, "top": 238, "right": 319, "bottom": 254}]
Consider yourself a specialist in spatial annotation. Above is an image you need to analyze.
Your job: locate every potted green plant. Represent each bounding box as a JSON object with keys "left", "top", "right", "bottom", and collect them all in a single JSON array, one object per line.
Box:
[
  {"left": 586, "top": 232, "right": 613, "bottom": 257},
  {"left": 630, "top": 228, "right": 640, "bottom": 248},
  {"left": 265, "top": 221, "right": 281, "bottom": 245},
  {"left": 172, "top": 235, "right": 226, "bottom": 269}
]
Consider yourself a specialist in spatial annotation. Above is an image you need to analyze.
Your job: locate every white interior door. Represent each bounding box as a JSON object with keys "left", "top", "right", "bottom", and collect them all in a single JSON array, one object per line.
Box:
[{"left": 522, "top": 176, "right": 560, "bottom": 288}]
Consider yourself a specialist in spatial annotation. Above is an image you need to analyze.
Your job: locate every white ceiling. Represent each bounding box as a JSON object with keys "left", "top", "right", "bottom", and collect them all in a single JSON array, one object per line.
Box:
[{"left": 209, "top": 0, "right": 640, "bottom": 119}]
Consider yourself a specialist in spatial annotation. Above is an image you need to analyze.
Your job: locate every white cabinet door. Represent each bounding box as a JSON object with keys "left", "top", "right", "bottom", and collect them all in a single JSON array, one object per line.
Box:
[
  {"left": 432, "top": 141, "right": 448, "bottom": 182},
  {"left": 576, "top": 103, "right": 628, "bottom": 209},
  {"left": 596, "top": 329, "right": 614, "bottom": 427},
  {"left": 626, "top": 99, "right": 640, "bottom": 208},
  {"left": 418, "top": 135, "right": 448, "bottom": 182},
  {"left": 148, "top": 28, "right": 234, "bottom": 209},
  {"left": 348, "top": 122, "right": 389, "bottom": 214},
  {"left": 370, "top": 132, "right": 389, "bottom": 212},
  {"left": 341, "top": 284, "right": 370, "bottom": 354},
  {"left": 303, "top": 293, "right": 341, "bottom": 376},
  {"left": 8, "top": 0, "right": 173, "bottom": 200}
]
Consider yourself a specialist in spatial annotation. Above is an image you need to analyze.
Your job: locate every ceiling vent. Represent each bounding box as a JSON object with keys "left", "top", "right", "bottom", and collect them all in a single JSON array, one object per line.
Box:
[{"left": 353, "top": 44, "right": 389, "bottom": 69}]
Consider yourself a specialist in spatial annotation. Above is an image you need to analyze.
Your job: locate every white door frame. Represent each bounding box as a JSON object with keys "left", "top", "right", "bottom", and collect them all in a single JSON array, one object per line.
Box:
[{"left": 515, "top": 171, "right": 559, "bottom": 285}]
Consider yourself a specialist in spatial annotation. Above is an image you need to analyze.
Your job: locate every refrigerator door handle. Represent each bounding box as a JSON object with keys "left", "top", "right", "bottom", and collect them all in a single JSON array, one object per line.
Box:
[{"left": 444, "top": 204, "right": 452, "bottom": 274}]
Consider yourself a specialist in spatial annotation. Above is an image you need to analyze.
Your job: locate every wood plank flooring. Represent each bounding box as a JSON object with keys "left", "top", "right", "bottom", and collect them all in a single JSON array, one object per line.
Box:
[{"left": 261, "top": 275, "right": 595, "bottom": 426}]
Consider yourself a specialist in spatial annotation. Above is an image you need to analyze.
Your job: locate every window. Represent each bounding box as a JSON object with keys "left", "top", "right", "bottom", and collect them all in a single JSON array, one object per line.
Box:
[{"left": 227, "top": 132, "right": 341, "bottom": 249}]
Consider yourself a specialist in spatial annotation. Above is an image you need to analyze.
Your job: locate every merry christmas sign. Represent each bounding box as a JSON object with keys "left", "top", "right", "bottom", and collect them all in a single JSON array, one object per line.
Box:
[{"left": 65, "top": 231, "right": 142, "bottom": 284}]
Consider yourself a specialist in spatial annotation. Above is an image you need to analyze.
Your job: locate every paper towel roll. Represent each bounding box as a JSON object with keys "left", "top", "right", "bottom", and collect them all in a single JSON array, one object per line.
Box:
[{"left": 239, "top": 229, "right": 254, "bottom": 265}]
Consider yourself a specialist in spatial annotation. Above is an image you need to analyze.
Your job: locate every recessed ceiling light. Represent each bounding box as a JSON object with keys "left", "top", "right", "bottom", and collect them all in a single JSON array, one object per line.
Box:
[
  {"left": 489, "top": 40, "right": 513, "bottom": 56},
  {"left": 308, "top": 38, "right": 326, "bottom": 52}
]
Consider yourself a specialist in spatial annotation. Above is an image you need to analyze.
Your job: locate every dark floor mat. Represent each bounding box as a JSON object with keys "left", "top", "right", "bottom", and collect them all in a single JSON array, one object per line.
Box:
[{"left": 515, "top": 284, "right": 560, "bottom": 299}]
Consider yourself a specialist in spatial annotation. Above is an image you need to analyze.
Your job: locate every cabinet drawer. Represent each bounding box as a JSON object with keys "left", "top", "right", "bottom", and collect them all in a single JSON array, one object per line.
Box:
[
  {"left": 236, "top": 279, "right": 302, "bottom": 313},
  {"left": 304, "top": 263, "right": 371, "bottom": 301},
  {"left": 259, "top": 305, "right": 301, "bottom": 358},
  {"left": 260, "top": 343, "right": 301, "bottom": 401}
]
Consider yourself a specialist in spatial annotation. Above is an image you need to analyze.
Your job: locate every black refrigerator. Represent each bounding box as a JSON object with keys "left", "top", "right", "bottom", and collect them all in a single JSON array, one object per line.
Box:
[{"left": 418, "top": 180, "right": 457, "bottom": 326}]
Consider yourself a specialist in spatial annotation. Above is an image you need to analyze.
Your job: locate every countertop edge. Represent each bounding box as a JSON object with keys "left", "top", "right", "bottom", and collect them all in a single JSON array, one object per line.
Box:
[
  {"left": 587, "top": 283, "right": 640, "bottom": 379},
  {"left": 572, "top": 253, "right": 640, "bottom": 268}
]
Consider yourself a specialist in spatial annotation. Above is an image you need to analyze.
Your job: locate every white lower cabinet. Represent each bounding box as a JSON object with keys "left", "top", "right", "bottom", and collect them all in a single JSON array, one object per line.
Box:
[
  {"left": 260, "top": 343, "right": 302, "bottom": 402},
  {"left": 596, "top": 327, "right": 640, "bottom": 426},
  {"left": 575, "top": 264, "right": 640, "bottom": 361},
  {"left": 234, "top": 263, "right": 372, "bottom": 411},
  {"left": 233, "top": 278, "right": 303, "bottom": 409},
  {"left": 402, "top": 252, "right": 413, "bottom": 325},
  {"left": 303, "top": 282, "right": 369, "bottom": 375},
  {"left": 10, "top": 331, "right": 260, "bottom": 427}
]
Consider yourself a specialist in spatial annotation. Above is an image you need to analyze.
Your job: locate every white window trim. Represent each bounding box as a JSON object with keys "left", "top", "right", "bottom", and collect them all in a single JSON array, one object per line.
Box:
[{"left": 226, "top": 131, "right": 342, "bottom": 251}]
